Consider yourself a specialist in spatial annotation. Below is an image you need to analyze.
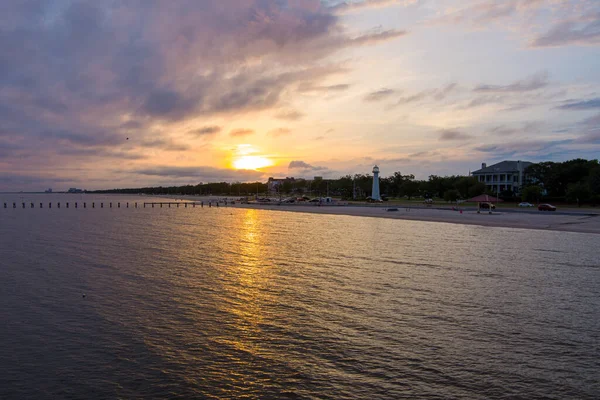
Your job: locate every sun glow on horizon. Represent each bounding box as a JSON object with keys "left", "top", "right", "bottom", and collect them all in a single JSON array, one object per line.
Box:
[{"left": 233, "top": 155, "right": 274, "bottom": 170}]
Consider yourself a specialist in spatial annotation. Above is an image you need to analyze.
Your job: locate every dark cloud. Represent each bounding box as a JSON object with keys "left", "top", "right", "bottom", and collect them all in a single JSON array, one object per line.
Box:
[
  {"left": 396, "top": 90, "right": 431, "bottom": 104},
  {"left": 329, "top": 0, "right": 403, "bottom": 13},
  {"left": 298, "top": 83, "right": 351, "bottom": 93},
  {"left": 140, "top": 138, "right": 190, "bottom": 151},
  {"left": 474, "top": 139, "right": 572, "bottom": 155},
  {"left": 189, "top": 126, "right": 222, "bottom": 136},
  {"left": 0, "top": 0, "right": 411, "bottom": 190},
  {"left": 364, "top": 88, "right": 396, "bottom": 102},
  {"left": 391, "top": 83, "right": 458, "bottom": 106},
  {"left": 133, "top": 166, "right": 264, "bottom": 181},
  {"left": 474, "top": 72, "right": 549, "bottom": 93},
  {"left": 141, "top": 89, "right": 202, "bottom": 119},
  {"left": 557, "top": 98, "right": 600, "bottom": 110},
  {"left": 532, "top": 15, "right": 600, "bottom": 47},
  {"left": 573, "top": 113, "right": 600, "bottom": 143},
  {"left": 349, "top": 29, "right": 408, "bottom": 46},
  {"left": 289, "top": 160, "right": 327, "bottom": 171},
  {"left": 438, "top": 129, "right": 472, "bottom": 141},
  {"left": 229, "top": 129, "right": 255, "bottom": 137}
]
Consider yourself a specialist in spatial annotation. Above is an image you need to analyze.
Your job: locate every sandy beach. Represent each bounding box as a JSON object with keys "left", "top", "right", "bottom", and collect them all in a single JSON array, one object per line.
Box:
[
  {"left": 218, "top": 202, "right": 599, "bottom": 235},
  {"left": 161, "top": 195, "right": 600, "bottom": 234}
]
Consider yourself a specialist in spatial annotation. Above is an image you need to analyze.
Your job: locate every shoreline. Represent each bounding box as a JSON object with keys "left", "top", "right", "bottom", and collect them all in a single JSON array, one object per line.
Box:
[
  {"left": 229, "top": 203, "right": 600, "bottom": 235},
  {"left": 155, "top": 194, "right": 600, "bottom": 235}
]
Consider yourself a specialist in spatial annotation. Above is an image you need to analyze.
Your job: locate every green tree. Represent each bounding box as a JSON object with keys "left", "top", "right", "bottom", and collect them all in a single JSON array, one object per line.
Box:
[
  {"left": 443, "top": 189, "right": 460, "bottom": 202},
  {"left": 400, "top": 179, "right": 420, "bottom": 199},
  {"left": 566, "top": 182, "right": 591, "bottom": 206},
  {"left": 521, "top": 185, "right": 543, "bottom": 203}
]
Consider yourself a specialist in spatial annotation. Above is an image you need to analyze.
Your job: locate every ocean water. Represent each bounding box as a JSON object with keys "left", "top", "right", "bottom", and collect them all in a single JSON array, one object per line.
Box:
[{"left": 1, "top": 194, "right": 598, "bottom": 399}]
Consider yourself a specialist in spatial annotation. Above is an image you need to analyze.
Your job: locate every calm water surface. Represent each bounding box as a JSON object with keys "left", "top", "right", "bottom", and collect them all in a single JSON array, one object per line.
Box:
[{"left": 1, "top": 194, "right": 598, "bottom": 399}]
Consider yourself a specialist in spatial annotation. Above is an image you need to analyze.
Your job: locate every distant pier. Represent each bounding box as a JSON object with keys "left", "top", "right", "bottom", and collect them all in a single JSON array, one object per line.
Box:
[{"left": 2, "top": 201, "right": 225, "bottom": 209}]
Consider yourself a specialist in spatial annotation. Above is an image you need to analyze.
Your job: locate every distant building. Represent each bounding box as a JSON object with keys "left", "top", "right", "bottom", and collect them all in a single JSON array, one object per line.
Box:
[
  {"left": 45, "top": 188, "right": 52, "bottom": 193},
  {"left": 471, "top": 160, "right": 532, "bottom": 194},
  {"left": 267, "top": 177, "right": 295, "bottom": 193}
]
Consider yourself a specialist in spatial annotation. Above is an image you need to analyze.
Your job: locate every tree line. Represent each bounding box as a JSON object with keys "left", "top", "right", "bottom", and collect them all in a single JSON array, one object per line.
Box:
[
  {"left": 91, "top": 173, "right": 487, "bottom": 201},
  {"left": 523, "top": 158, "right": 600, "bottom": 205},
  {"left": 91, "top": 158, "right": 599, "bottom": 205}
]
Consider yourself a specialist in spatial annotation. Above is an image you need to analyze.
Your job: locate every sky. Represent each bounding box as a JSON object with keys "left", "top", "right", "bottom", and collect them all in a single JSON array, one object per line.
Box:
[{"left": 1, "top": 0, "right": 599, "bottom": 191}]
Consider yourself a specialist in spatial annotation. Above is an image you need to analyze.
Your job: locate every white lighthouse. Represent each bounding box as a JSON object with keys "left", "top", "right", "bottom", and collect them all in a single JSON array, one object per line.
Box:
[{"left": 372, "top": 165, "right": 381, "bottom": 201}]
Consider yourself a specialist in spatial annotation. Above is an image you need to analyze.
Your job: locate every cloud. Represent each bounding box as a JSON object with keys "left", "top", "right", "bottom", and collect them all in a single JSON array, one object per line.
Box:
[
  {"left": 189, "top": 126, "right": 222, "bottom": 137},
  {"left": 532, "top": 15, "right": 600, "bottom": 47},
  {"left": 288, "top": 160, "right": 328, "bottom": 171},
  {"left": 349, "top": 29, "right": 408, "bottom": 46},
  {"left": 133, "top": 166, "right": 264, "bottom": 181},
  {"left": 438, "top": 129, "right": 472, "bottom": 141},
  {"left": 268, "top": 128, "right": 292, "bottom": 137},
  {"left": 389, "top": 83, "right": 458, "bottom": 107},
  {"left": 574, "top": 113, "right": 600, "bottom": 143},
  {"left": 473, "top": 139, "right": 572, "bottom": 155},
  {"left": 329, "top": 0, "right": 414, "bottom": 14},
  {"left": 275, "top": 110, "right": 306, "bottom": 120},
  {"left": 0, "top": 0, "right": 413, "bottom": 190},
  {"left": 557, "top": 98, "right": 600, "bottom": 110},
  {"left": 229, "top": 129, "right": 255, "bottom": 137},
  {"left": 139, "top": 138, "right": 190, "bottom": 151},
  {"left": 474, "top": 72, "right": 549, "bottom": 93},
  {"left": 298, "top": 83, "right": 351, "bottom": 93},
  {"left": 364, "top": 88, "right": 396, "bottom": 102}
]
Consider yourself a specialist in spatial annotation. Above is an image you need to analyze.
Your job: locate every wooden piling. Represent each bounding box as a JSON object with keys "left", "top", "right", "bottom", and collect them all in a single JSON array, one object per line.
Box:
[
  {"left": 118, "top": 202, "right": 120, "bottom": 208},
  {"left": 58, "top": 202, "right": 61, "bottom": 208},
  {"left": 84, "top": 202, "right": 87, "bottom": 208},
  {"left": 127, "top": 202, "right": 129, "bottom": 208},
  {"left": 75, "top": 202, "right": 78, "bottom": 208},
  {"left": 92, "top": 202, "right": 95, "bottom": 208},
  {"left": 40, "top": 203, "right": 43, "bottom": 208},
  {"left": 66, "top": 202, "right": 69, "bottom": 208},
  {"left": 49, "top": 203, "right": 52, "bottom": 209},
  {"left": 101, "top": 203, "right": 103, "bottom": 208},
  {"left": 13, "top": 202, "right": 16, "bottom": 208},
  {"left": 3, "top": 203, "right": 6, "bottom": 208},
  {"left": 110, "top": 202, "right": 112, "bottom": 208}
]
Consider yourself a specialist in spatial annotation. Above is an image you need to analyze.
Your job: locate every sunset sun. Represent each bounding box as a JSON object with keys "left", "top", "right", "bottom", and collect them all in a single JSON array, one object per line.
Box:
[{"left": 233, "top": 156, "right": 273, "bottom": 170}]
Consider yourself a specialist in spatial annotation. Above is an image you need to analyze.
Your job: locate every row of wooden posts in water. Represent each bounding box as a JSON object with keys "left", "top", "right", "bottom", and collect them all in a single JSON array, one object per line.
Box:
[{"left": 2, "top": 201, "right": 227, "bottom": 209}]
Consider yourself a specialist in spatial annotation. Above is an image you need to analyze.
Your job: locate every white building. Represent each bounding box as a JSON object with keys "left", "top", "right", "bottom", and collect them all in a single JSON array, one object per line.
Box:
[
  {"left": 471, "top": 160, "right": 532, "bottom": 194},
  {"left": 372, "top": 165, "right": 381, "bottom": 200}
]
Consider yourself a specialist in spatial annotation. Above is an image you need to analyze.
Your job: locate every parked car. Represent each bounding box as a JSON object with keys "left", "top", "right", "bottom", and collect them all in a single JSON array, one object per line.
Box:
[
  {"left": 366, "top": 197, "right": 383, "bottom": 203},
  {"left": 518, "top": 202, "right": 534, "bottom": 207},
  {"left": 479, "top": 202, "right": 496, "bottom": 210},
  {"left": 538, "top": 203, "right": 556, "bottom": 211}
]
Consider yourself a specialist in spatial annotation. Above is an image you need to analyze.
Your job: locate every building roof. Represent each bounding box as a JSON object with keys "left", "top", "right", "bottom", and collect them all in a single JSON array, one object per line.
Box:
[{"left": 472, "top": 160, "right": 532, "bottom": 174}]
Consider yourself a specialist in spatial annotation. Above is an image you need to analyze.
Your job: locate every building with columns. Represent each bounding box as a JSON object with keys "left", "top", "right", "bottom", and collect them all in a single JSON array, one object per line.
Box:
[{"left": 471, "top": 160, "right": 532, "bottom": 195}]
